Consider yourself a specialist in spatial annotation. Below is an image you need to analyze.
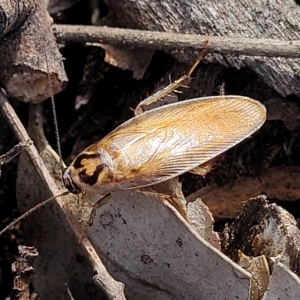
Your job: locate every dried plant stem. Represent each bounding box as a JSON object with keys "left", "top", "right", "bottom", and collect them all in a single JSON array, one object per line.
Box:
[{"left": 53, "top": 24, "right": 300, "bottom": 58}]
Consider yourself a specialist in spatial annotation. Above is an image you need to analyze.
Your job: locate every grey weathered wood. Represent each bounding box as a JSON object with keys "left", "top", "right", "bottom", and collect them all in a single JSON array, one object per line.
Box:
[
  {"left": 89, "top": 191, "right": 252, "bottom": 300},
  {"left": 103, "top": 0, "right": 300, "bottom": 96},
  {"left": 263, "top": 263, "right": 300, "bottom": 300}
]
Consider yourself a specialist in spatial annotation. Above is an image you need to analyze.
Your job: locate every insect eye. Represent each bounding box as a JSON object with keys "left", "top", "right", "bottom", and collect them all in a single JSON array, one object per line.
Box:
[{"left": 62, "top": 168, "right": 82, "bottom": 194}]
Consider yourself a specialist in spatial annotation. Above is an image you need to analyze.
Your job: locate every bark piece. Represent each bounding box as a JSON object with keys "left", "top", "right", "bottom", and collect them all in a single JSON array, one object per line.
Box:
[
  {"left": 75, "top": 45, "right": 153, "bottom": 110},
  {"left": 0, "top": 0, "right": 67, "bottom": 103},
  {"left": 91, "top": 3, "right": 154, "bottom": 80},
  {"left": 0, "top": 0, "right": 33, "bottom": 37},
  {"left": 223, "top": 195, "right": 300, "bottom": 277},
  {"left": 263, "top": 262, "right": 300, "bottom": 300},
  {"left": 238, "top": 253, "right": 270, "bottom": 300},
  {"left": 100, "top": 43, "right": 153, "bottom": 79},
  {"left": 187, "top": 198, "right": 220, "bottom": 250},
  {"left": 88, "top": 190, "right": 251, "bottom": 300}
]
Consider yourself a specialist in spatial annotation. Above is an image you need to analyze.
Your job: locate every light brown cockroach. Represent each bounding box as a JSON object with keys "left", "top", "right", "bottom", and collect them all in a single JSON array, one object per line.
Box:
[{"left": 62, "top": 95, "right": 266, "bottom": 196}]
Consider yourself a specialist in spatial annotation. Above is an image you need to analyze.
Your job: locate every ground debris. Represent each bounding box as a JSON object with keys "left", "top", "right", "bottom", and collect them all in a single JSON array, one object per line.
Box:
[
  {"left": 6, "top": 245, "right": 38, "bottom": 300},
  {"left": 223, "top": 195, "right": 300, "bottom": 299}
]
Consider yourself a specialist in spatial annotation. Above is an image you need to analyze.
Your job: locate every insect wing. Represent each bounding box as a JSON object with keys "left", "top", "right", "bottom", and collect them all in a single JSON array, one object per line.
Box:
[{"left": 99, "top": 96, "right": 266, "bottom": 188}]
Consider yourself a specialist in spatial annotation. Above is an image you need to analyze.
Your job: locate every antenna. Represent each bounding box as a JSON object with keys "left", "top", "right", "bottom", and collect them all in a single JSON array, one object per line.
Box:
[
  {"left": 43, "top": 42, "right": 64, "bottom": 171},
  {"left": 0, "top": 192, "right": 69, "bottom": 236}
]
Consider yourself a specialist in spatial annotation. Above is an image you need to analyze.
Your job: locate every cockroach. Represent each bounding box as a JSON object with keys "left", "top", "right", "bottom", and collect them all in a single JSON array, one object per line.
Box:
[{"left": 63, "top": 95, "right": 266, "bottom": 196}]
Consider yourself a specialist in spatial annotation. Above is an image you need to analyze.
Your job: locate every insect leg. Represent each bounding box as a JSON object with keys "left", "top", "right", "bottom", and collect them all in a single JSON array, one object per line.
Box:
[
  {"left": 188, "top": 156, "right": 220, "bottom": 177},
  {"left": 88, "top": 193, "right": 111, "bottom": 226},
  {"left": 134, "top": 39, "right": 209, "bottom": 116}
]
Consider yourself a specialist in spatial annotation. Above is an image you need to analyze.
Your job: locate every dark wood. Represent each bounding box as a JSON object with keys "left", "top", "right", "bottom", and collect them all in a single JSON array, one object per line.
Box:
[
  {"left": 0, "top": 0, "right": 67, "bottom": 103},
  {"left": 187, "top": 166, "right": 300, "bottom": 220},
  {"left": 223, "top": 196, "right": 300, "bottom": 277}
]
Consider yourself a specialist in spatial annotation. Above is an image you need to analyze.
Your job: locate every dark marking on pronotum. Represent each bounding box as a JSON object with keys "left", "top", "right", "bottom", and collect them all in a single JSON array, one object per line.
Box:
[
  {"left": 73, "top": 153, "right": 101, "bottom": 169},
  {"left": 78, "top": 164, "right": 105, "bottom": 186}
]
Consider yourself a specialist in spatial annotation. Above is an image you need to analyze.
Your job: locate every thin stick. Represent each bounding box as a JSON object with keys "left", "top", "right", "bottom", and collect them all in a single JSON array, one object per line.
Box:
[
  {"left": 53, "top": 25, "right": 300, "bottom": 58},
  {"left": 0, "top": 141, "right": 32, "bottom": 166}
]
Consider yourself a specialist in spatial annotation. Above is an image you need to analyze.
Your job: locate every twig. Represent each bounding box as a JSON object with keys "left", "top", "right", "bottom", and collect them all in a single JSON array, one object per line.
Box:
[
  {"left": 82, "top": 238, "right": 127, "bottom": 300},
  {"left": 0, "top": 141, "right": 32, "bottom": 178},
  {"left": 0, "top": 89, "right": 126, "bottom": 300},
  {"left": 53, "top": 25, "right": 300, "bottom": 58}
]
